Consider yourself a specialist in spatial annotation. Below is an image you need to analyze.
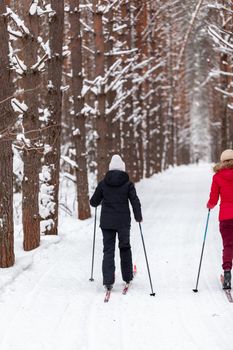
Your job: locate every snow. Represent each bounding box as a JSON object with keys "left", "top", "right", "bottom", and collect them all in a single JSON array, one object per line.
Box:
[
  {"left": 29, "top": 0, "right": 51, "bottom": 16},
  {"left": 0, "top": 164, "right": 233, "bottom": 350},
  {"left": 38, "top": 38, "right": 51, "bottom": 58},
  {"left": 31, "top": 54, "right": 47, "bottom": 72},
  {"left": 47, "top": 80, "right": 54, "bottom": 90},
  {"left": 81, "top": 84, "right": 90, "bottom": 97},
  {"left": 39, "top": 166, "right": 55, "bottom": 223},
  {"left": 16, "top": 133, "right": 30, "bottom": 147},
  {"left": 11, "top": 98, "right": 28, "bottom": 113},
  {"left": 39, "top": 108, "right": 51, "bottom": 123},
  {"left": 10, "top": 54, "right": 27, "bottom": 75},
  {"left": 29, "top": 1, "right": 39, "bottom": 16},
  {"left": 73, "top": 128, "right": 81, "bottom": 136},
  {"left": 60, "top": 85, "right": 70, "bottom": 92},
  {"left": 7, "top": 25, "right": 22, "bottom": 39},
  {"left": 7, "top": 7, "right": 30, "bottom": 35},
  {"left": 43, "top": 144, "right": 52, "bottom": 154},
  {"left": 61, "top": 155, "right": 78, "bottom": 169},
  {"left": 227, "top": 104, "right": 233, "bottom": 110},
  {"left": 208, "top": 25, "right": 233, "bottom": 52}
]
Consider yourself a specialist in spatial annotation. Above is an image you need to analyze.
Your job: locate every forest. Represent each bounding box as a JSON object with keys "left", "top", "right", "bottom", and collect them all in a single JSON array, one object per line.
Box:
[{"left": 0, "top": 0, "right": 233, "bottom": 268}]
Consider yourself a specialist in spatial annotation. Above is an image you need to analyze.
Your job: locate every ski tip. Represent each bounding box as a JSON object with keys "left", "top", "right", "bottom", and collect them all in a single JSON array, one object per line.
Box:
[
  {"left": 104, "top": 290, "right": 111, "bottom": 302},
  {"left": 193, "top": 289, "right": 198, "bottom": 293}
]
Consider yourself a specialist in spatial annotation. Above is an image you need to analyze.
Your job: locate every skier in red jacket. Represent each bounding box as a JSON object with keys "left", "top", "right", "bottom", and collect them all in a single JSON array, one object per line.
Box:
[{"left": 207, "top": 149, "right": 233, "bottom": 289}]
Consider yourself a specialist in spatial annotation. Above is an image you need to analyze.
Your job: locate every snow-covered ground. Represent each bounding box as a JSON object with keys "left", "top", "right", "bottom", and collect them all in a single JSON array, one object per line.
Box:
[{"left": 1, "top": 164, "right": 232, "bottom": 350}]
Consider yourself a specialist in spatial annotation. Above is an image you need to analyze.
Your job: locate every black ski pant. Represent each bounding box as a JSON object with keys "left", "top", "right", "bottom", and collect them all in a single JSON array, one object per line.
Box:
[{"left": 102, "top": 228, "right": 133, "bottom": 285}]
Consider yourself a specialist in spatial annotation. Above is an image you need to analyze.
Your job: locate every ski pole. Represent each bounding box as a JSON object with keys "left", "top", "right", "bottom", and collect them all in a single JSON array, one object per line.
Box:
[
  {"left": 193, "top": 209, "right": 211, "bottom": 293},
  {"left": 89, "top": 207, "right": 97, "bottom": 281},
  {"left": 139, "top": 223, "right": 155, "bottom": 296}
]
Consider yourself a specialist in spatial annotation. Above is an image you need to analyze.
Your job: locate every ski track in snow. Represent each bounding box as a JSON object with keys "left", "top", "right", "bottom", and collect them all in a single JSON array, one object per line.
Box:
[{"left": 1, "top": 164, "right": 233, "bottom": 350}]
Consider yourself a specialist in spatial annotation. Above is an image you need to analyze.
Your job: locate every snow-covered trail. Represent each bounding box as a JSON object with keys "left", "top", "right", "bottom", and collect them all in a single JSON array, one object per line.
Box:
[{"left": 1, "top": 164, "right": 233, "bottom": 350}]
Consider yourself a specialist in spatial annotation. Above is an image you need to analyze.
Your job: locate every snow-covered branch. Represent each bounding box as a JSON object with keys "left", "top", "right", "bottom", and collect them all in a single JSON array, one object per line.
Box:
[
  {"left": 11, "top": 98, "right": 28, "bottom": 113},
  {"left": 133, "top": 61, "right": 165, "bottom": 84},
  {"left": 208, "top": 25, "right": 233, "bottom": 52},
  {"left": 106, "top": 60, "right": 133, "bottom": 93},
  {"left": 176, "top": 0, "right": 205, "bottom": 70},
  {"left": 0, "top": 84, "right": 42, "bottom": 107},
  {"left": 80, "top": 19, "right": 94, "bottom": 33},
  {"left": 61, "top": 156, "right": 78, "bottom": 169},
  {"left": 12, "top": 54, "right": 27, "bottom": 75},
  {"left": 105, "top": 48, "right": 138, "bottom": 56},
  {"left": 7, "top": 7, "right": 30, "bottom": 35},
  {"left": 207, "top": 3, "right": 233, "bottom": 15},
  {"left": 106, "top": 91, "right": 128, "bottom": 115},
  {"left": 31, "top": 53, "right": 48, "bottom": 72},
  {"left": 215, "top": 86, "right": 233, "bottom": 97},
  {"left": 7, "top": 26, "right": 22, "bottom": 39},
  {"left": 82, "top": 44, "right": 95, "bottom": 55}
]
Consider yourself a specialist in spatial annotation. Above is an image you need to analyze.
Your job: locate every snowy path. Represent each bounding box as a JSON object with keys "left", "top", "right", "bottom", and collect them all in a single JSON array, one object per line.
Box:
[{"left": 1, "top": 164, "right": 233, "bottom": 350}]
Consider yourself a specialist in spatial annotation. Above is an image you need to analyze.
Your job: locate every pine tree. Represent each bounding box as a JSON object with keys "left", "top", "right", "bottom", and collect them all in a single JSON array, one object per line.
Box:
[
  {"left": 93, "top": 0, "right": 108, "bottom": 181},
  {"left": 69, "top": 0, "right": 91, "bottom": 220},
  {"left": 0, "top": 0, "right": 15, "bottom": 267},
  {"left": 42, "top": 0, "right": 64, "bottom": 234},
  {"left": 21, "top": 0, "right": 42, "bottom": 251}
]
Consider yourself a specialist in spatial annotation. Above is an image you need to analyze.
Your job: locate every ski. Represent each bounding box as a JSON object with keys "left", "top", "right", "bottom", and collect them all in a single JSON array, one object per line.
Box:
[
  {"left": 122, "top": 264, "right": 137, "bottom": 295},
  {"left": 104, "top": 265, "right": 137, "bottom": 300},
  {"left": 104, "top": 290, "right": 111, "bottom": 303},
  {"left": 220, "top": 275, "right": 233, "bottom": 303},
  {"left": 122, "top": 283, "right": 130, "bottom": 295}
]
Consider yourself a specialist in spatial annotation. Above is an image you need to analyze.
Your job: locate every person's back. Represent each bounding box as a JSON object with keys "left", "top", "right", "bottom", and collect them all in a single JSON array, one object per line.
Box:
[
  {"left": 99, "top": 170, "right": 130, "bottom": 227},
  {"left": 209, "top": 160, "right": 233, "bottom": 221},
  {"left": 207, "top": 150, "right": 233, "bottom": 289},
  {"left": 91, "top": 169, "right": 141, "bottom": 230},
  {"left": 90, "top": 154, "right": 142, "bottom": 290}
]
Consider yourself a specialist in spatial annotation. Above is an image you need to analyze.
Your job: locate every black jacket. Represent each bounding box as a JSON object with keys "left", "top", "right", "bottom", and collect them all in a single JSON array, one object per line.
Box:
[{"left": 90, "top": 170, "right": 142, "bottom": 229}]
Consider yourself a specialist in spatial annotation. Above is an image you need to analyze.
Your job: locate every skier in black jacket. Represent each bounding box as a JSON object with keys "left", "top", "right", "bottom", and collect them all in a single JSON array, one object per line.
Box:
[{"left": 90, "top": 154, "right": 142, "bottom": 290}]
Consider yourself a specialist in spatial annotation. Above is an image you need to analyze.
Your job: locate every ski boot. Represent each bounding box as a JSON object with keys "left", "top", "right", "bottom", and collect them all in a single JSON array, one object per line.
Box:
[
  {"left": 104, "top": 284, "right": 113, "bottom": 291},
  {"left": 223, "top": 270, "right": 231, "bottom": 290}
]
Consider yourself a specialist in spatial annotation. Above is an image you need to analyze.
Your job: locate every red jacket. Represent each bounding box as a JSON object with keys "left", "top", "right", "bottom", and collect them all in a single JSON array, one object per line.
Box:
[{"left": 207, "top": 168, "right": 233, "bottom": 221}]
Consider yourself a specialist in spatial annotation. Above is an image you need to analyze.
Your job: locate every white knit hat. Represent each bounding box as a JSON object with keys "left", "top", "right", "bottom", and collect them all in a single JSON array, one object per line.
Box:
[
  {"left": 109, "top": 154, "right": 126, "bottom": 172},
  {"left": 220, "top": 149, "right": 233, "bottom": 162}
]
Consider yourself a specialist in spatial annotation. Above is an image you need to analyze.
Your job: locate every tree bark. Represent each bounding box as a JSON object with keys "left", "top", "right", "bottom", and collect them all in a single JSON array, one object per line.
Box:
[
  {"left": 134, "top": 2, "right": 148, "bottom": 180},
  {"left": 43, "top": 0, "right": 64, "bottom": 234},
  {"left": 93, "top": 0, "right": 108, "bottom": 181},
  {"left": 69, "top": 0, "right": 91, "bottom": 220},
  {"left": 21, "top": 0, "right": 41, "bottom": 251},
  {"left": 0, "top": 1, "right": 15, "bottom": 267},
  {"left": 106, "top": 7, "right": 119, "bottom": 158},
  {"left": 121, "top": 2, "right": 137, "bottom": 180}
]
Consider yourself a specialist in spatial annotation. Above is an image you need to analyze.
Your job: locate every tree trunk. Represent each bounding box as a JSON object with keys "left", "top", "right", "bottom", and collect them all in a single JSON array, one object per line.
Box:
[
  {"left": 43, "top": 0, "right": 64, "bottom": 234},
  {"left": 106, "top": 7, "right": 119, "bottom": 158},
  {"left": 69, "top": 0, "right": 91, "bottom": 220},
  {"left": 121, "top": 2, "right": 137, "bottom": 180},
  {"left": 0, "top": 1, "right": 15, "bottom": 267},
  {"left": 21, "top": 0, "right": 41, "bottom": 251},
  {"left": 134, "top": 2, "right": 148, "bottom": 180},
  {"left": 93, "top": 0, "right": 108, "bottom": 181}
]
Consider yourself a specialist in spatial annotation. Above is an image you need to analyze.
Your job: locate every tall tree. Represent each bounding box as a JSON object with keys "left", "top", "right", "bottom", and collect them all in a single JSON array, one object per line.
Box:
[
  {"left": 21, "top": 0, "right": 42, "bottom": 251},
  {"left": 69, "top": 0, "right": 91, "bottom": 220},
  {"left": 105, "top": 5, "right": 119, "bottom": 158},
  {"left": 121, "top": 1, "right": 137, "bottom": 179},
  {"left": 0, "top": 1, "right": 15, "bottom": 267},
  {"left": 42, "top": 0, "right": 64, "bottom": 234},
  {"left": 134, "top": 1, "right": 147, "bottom": 180},
  {"left": 93, "top": 0, "right": 108, "bottom": 181}
]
